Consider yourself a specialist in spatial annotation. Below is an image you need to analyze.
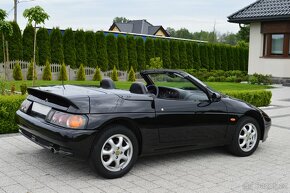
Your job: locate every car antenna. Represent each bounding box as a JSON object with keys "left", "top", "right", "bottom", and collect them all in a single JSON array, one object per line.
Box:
[{"left": 61, "top": 65, "right": 65, "bottom": 90}]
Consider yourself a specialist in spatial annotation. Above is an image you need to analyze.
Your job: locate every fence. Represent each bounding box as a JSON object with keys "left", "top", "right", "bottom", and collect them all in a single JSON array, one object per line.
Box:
[{"left": 0, "top": 60, "right": 140, "bottom": 81}]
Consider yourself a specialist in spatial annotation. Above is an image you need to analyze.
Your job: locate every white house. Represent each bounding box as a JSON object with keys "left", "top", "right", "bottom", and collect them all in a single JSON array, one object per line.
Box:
[{"left": 228, "top": 0, "right": 290, "bottom": 79}]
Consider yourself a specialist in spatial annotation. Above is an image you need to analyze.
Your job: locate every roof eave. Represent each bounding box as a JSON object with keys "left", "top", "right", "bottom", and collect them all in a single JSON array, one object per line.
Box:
[{"left": 228, "top": 15, "right": 290, "bottom": 24}]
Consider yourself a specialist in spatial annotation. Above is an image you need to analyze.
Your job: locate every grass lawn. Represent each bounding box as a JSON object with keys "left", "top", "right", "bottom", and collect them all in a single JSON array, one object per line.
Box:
[{"left": 7, "top": 80, "right": 272, "bottom": 93}]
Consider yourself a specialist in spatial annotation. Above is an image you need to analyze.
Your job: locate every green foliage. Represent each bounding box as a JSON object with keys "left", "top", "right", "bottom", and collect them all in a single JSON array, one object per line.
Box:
[
  {"left": 26, "top": 61, "right": 37, "bottom": 80},
  {"left": 7, "top": 22, "right": 22, "bottom": 60},
  {"left": 214, "top": 44, "right": 222, "bottom": 70},
  {"left": 58, "top": 63, "right": 68, "bottom": 81},
  {"left": 249, "top": 73, "right": 272, "bottom": 85},
  {"left": 117, "top": 35, "right": 128, "bottom": 71},
  {"left": 63, "top": 28, "right": 76, "bottom": 68},
  {"left": 233, "top": 47, "right": 240, "bottom": 70},
  {"left": 111, "top": 65, "right": 118, "bottom": 81},
  {"left": 148, "top": 57, "right": 163, "bottom": 69},
  {"left": 95, "top": 32, "right": 108, "bottom": 71},
  {"left": 20, "top": 83, "right": 27, "bottom": 95},
  {"left": 127, "top": 66, "right": 136, "bottom": 82},
  {"left": 145, "top": 38, "right": 155, "bottom": 68},
  {"left": 186, "top": 42, "right": 193, "bottom": 69},
  {"left": 13, "top": 62, "right": 23, "bottom": 80},
  {"left": 199, "top": 43, "right": 209, "bottom": 70},
  {"left": 0, "top": 9, "right": 7, "bottom": 21},
  {"left": 50, "top": 27, "right": 64, "bottom": 64},
  {"left": 113, "top": 17, "right": 129, "bottom": 23},
  {"left": 220, "top": 45, "right": 228, "bottom": 71},
  {"left": 10, "top": 83, "right": 15, "bottom": 95},
  {"left": 161, "top": 40, "right": 171, "bottom": 69},
  {"left": 207, "top": 44, "right": 215, "bottom": 70},
  {"left": 154, "top": 39, "right": 162, "bottom": 58},
  {"left": 170, "top": 40, "right": 179, "bottom": 69},
  {"left": 237, "top": 25, "right": 250, "bottom": 43},
  {"left": 23, "top": 6, "right": 49, "bottom": 26},
  {"left": 226, "top": 46, "right": 234, "bottom": 70},
  {"left": 192, "top": 43, "right": 201, "bottom": 69},
  {"left": 0, "top": 80, "right": 6, "bottom": 95},
  {"left": 136, "top": 37, "right": 145, "bottom": 71},
  {"left": 93, "top": 66, "right": 102, "bottom": 81},
  {"left": 178, "top": 41, "right": 188, "bottom": 69},
  {"left": 106, "top": 34, "right": 118, "bottom": 70},
  {"left": 36, "top": 27, "right": 50, "bottom": 66},
  {"left": 22, "top": 25, "right": 34, "bottom": 62},
  {"left": 0, "top": 95, "right": 26, "bottom": 134},
  {"left": 85, "top": 31, "right": 97, "bottom": 68},
  {"left": 127, "top": 35, "right": 137, "bottom": 71},
  {"left": 74, "top": 30, "right": 86, "bottom": 67},
  {"left": 77, "top": 64, "right": 86, "bottom": 81},
  {"left": 42, "top": 60, "right": 52, "bottom": 80},
  {"left": 224, "top": 90, "right": 271, "bottom": 107}
]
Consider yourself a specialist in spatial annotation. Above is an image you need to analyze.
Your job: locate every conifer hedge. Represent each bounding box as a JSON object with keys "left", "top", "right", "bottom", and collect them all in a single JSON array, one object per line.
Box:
[
  {"left": 74, "top": 30, "right": 87, "bottom": 68},
  {"left": 50, "top": 28, "right": 64, "bottom": 64},
  {"left": 22, "top": 25, "right": 34, "bottom": 62},
  {"left": 36, "top": 27, "right": 50, "bottom": 66},
  {"left": 63, "top": 28, "right": 76, "bottom": 68},
  {"left": 117, "top": 35, "right": 128, "bottom": 71},
  {"left": 7, "top": 22, "right": 22, "bottom": 60},
  {"left": 85, "top": 31, "right": 97, "bottom": 68},
  {"left": 106, "top": 34, "right": 118, "bottom": 70},
  {"left": 95, "top": 32, "right": 108, "bottom": 71},
  {"left": 136, "top": 37, "right": 145, "bottom": 71},
  {"left": 127, "top": 35, "right": 138, "bottom": 71}
]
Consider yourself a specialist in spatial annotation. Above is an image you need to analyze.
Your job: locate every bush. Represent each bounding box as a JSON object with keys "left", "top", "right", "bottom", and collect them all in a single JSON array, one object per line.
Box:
[
  {"left": 224, "top": 90, "right": 272, "bottom": 107},
  {"left": 93, "top": 67, "right": 102, "bottom": 81},
  {"left": 58, "top": 63, "right": 68, "bottom": 81},
  {"left": 128, "top": 66, "right": 136, "bottom": 82},
  {"left": 42, "top": 60, "right": 52, "bottom": 80},
  {"left": 249, "top": 73, "right": 272, "bottom": 85},
  {"left": 0, "top": 95, "right": 26, "bottom": 134},
  {"left": 77, "top": 64, "right": 86, "bottom": 81},
  {"left": 111, "top": 66, "right": 118, "bottom": 81},
  {"left": 27, "top": 61, "right": 37, "bottom": 80},
  {"left": 207, "top": 76, "right": 216, "bottom": 82},
  {"left": 13, "top": 63, "right": 23, "bottom": 80},
  {"left": 10, "top": 83, "right": 16, "bottom": 95},
  {"left": 148, "top": 57, "right": 163, "bottom": 69},
  {"left": 20, "top": 83, "right": 27, "bottom": 95},
  {"left": 0, "top": 80, "right": 6, "bottom": 95}
]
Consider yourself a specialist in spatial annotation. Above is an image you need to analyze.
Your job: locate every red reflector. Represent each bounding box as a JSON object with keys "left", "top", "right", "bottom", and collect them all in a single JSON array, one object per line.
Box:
[{"left": 230, "top": 118, "right": 236, "bottom": 122}]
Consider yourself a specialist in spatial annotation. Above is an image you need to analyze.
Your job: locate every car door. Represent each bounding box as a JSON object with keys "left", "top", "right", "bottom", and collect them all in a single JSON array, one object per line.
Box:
[{"left": 154, "top": 91, "right": 229, "bottom": 147}]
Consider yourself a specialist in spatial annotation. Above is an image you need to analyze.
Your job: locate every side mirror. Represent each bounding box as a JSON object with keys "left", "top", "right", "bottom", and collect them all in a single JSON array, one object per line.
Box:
[{"left": 211, "top": 92, "right": 221, "bottom": 102}]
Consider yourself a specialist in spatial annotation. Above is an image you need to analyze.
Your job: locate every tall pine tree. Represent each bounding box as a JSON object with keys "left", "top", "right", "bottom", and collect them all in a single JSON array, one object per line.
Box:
[
  {"left": 220, "top": 45, "right": 228, "bottom": 71},
  {"left": 136, "top": 37, "right": 145, "bottom": 71},
  {"left": 63, "top": 28, "right": 76, "bottom": 68},
  {"left": 74, "top": 30, "right": 86, "bottom": 67},
  {"left": 117, "top": 35, "right": 128, "bottom": 71},
  {"left": 192, "top": 43, "right": 201, "bottom": 69},
  {"left": 214, "top": 44, "right": 222, "bottom": 70},
  {"left": 85, "top": 31, "right": 97, "bottom": 68},
  {"left": 162, "top": 40, "right": 171, "bottom": 69},
  {"left": 154, "top": 39, "right": 162, "bottom": 58},
  {"left": 170, "top": 40, "right": 179, "bottom": 69},
  {"left": 96, "top": 32, "right": 108, "bottom": 71},
  {"left": 226, "top": 46, "right": 234, "bottom": 70},
  {"left": 199, "top": 43, "right": 209, "bottom": 70},
  {"left": 207, "top": 44, "right": 215, "bottom": 70},
  {"left": 127, "top": 35, "right": 137, "bottom": 71},
  {"left": 36, "top": 28, "right": 50, "bottom": 66},
  {"left": 22, "top": 25, "right": 34, "bottom": 62},
  {"left": 145, "top": 37, "right": 155, "bottom": 68},
  {"left": 7, "top": 22, "right": 22, "bottom": 60},
  {"left": 106, "top": 34, "right": 118, "bottom": 70},
  {"left": 186, "top": 42, "right": 193, "bottom": 69},
  {"left": 50, "top": 27, "right": 64, "bottom": 64},
  {"left": 178, "top": 41, "right": 188, "bottom": 69}
]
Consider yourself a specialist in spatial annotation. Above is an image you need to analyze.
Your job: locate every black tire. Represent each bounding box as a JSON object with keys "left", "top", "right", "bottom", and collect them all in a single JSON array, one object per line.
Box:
[
  {"left": 90, "top": 124, "right": 139, "bottom": 179},
  {"left": 228, "top": 116, "right": 261, "bottom": 157}
]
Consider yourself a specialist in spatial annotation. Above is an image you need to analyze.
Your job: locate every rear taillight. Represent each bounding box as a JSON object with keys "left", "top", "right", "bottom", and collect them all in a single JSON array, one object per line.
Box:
[{"left": 20, "top": 99, "right": 32, "bottom": 113}]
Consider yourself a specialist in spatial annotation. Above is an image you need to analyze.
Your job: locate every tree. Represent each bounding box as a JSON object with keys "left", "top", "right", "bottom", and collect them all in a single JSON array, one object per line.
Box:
[
  {"left": 23, "top": 5, "right": 49, "bottom": 86},
  {"left": 166, "top": 27, "right": 176, "bottom": 37},
  {"left": 127, "top": 66, "right": 136, "bottom": 82},
  {"left": 22, "top": 25, "right": 34, "bottom": 62},
  {"left": 154, "top": 38, "right": 162, "bottom": 58},
  {"left": 186, "top": 42, "right": 193, "bottom": 69},
  {"left": 93, "top": 66, "right": 102, "bottom": 81},
  {"left": 13, "top": 62, "right": 23, "bottom": 80},
  {"left": 214, "top": 44, "right": 221, "bottom": 70},
  {"left": 111, "top": 65, "right": 118, "bottom": 81},
  {"left": 145, "top": 37, "right": 155, "bottom": 68},
  {"left": 117, "top": 35, "right": 128, "bottom": 71},
  {"left": 226, "top": 46, "right": 234, "bottom": 70},
  {"left": 58, "top": 63, "right": 68, "bottom": 81},
  {"left": 175, "top": 28, "right": 193, "bottom": 39},
  {"left": 170, "top": 40, "right": 179, "bottom": 69},
  {"left": 199, "top": 43, "right": 209, "bottom": 70},
  {"left": 74, "top": 30, "right": 86, "bottom": 67},
  {"left": 77, "top": 63, "right": 86, "bottom": 81},
  {"left": 192, "top": 43, "right": 201, "bottom": 69},
  {"left": 7, "top": 22, "right": 22, "bottom": 60},
  {"left": 127, "top": 35, "right": 137, "bottom": 71},
  {"left": 63, "top": 28, "right": 76, "bottom": 68},
  {"left": 85, "top": 31, "right": 97, "bottom": 68},
  {"left": 42, "top": 60, "right": 52, "bottom": 80},
  {"left": 233, "top": 47, "right": 240, "bottom": 70},
  {"left": 178, "top": 41, "right": 188, "bottom": 69},
  {"left": 219, "top": 32, "right": 238, "bottom": 45},
  {"left": 161, "top": 40, "right": 171, "bottom": 69},
  {"left": 149, "top": 57, "right": 163, "bottom": 69},
  {"left": 136, "top": 37, "right": 145, "bottom": 71},
  {"left": 106, "top": 34, "right": 118, "bottom": 70},
  {"left": 27, "top": 60, "right": 37, "bottom": 80},
  {"left": 36, "top": 27, "right": 50, "bottom": 66},
  {"left": 96, "top": 32, "right": 108, "bottom": 71},
  {"left": 50, "top": 28, "right": 64, "bottom": 64},
  {"left": 220, "top": 45, "right": 228, "bottom": 71},
  {"left": 237, "top": 24, "right": 250, "bottom": 43},
  {"left": 207, "top": 44, "right": 215, "bottom": 70},
  {"left": 113, "top": 17, "right": 129, "bottom": 23}
]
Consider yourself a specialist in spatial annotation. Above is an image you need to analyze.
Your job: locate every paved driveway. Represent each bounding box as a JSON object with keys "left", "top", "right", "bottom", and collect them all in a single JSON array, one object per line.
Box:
[{"left": 0, "top": 86, "right": 290, "bottom": 193}]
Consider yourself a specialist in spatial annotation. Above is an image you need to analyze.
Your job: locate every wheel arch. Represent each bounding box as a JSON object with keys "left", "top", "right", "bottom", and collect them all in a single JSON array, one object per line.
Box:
[{"left": 244, "top": 110, "right": 265, "bottom": 140}]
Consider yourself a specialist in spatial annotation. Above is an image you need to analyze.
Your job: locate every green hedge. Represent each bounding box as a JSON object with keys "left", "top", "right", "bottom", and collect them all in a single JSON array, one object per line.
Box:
[
  {"left": 224, "top": 90, "right": 272, "bottom": 107},
  {"left": 0, "top": 95, "right": 26, "bottom": 134}
]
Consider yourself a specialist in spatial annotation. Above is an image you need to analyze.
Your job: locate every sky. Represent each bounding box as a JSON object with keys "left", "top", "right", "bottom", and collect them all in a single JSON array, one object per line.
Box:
[{"left": 1, "top": 0, "right": 255, "bottom": 34}]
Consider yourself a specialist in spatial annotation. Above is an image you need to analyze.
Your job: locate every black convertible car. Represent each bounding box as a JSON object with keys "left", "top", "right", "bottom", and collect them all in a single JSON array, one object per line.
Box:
[{"left": 16, "top": 69, "right": 271, "bottom": 178}]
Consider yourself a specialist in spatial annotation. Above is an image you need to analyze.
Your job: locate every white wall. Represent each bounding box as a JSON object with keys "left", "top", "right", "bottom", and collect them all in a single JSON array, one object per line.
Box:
[{"left": 248, "top": 22, "right": 290, "bottom": 78}]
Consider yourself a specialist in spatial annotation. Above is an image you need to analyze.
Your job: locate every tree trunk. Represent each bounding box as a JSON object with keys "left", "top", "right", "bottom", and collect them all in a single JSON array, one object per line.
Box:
[
  {"left": 5, "top": 41, "right": 9, "bottom": 81},
  {"left": 2, "top": 34, "right": 6, "bottom": 80},
  {"left": 33, "top": 22, "right": 37, "bottom": 86}
]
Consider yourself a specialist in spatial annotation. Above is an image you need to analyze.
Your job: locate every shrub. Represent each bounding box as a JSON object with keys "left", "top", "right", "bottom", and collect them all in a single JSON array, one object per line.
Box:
[
  {"left": 127, "top": 35, "right": 138, "bottom": 71},
  {"left": 224, "top": 90, "right": 272, "bottom": 107},
  {"left": 128, "top": 66, "right": 136, "bottom": 82},
  {"left": 10, "top": 83, "right": 15, "bottom": 95},
  {"left": 249, "top": 73, "right": 272, "bottom": 85},
  {"left": 42, "top": 60, "right": 52, "bottom": 80},
  {"left": 0, "top": 95, "right": 26, "bottom": 134},
  {"left": 22, "top": 25, "right": 34, "bottom": 62},
  {"left": 77, "top": 64, "right": 86, "bottom": 81},
  {"left": 20, "top": 83, "right": 27, "bottom": 95},
  {"left": 93, "top": 67, "right": 102, "bottom": 81},
  {"left": 26, "top": 61, "right": 37, "bottom": 80},
  {"left": 148, "top": 57, "right": 163, "bottom": 69},
  {"left": 63, "top": 28, "right": 76, "bottom": 68},
  {"left": 162, "top": 40, "right": 171, "bottom": 69},
  {"left": 13, "top": 63, "right": 23, "bottom": 80},
  {"left": 106, "top": 34, "right": 118, "bottom": 70},
  {"left": 0, "top": 80, "right": 6, "bottom": 95},
  {"left": 50, "top": 27, "right": 64, "bottom": 64},
  {"left": 136, "top": 37, "right": 146, "bottom": 71},
  {"left": 225, "top": 76, "right": 237, "bottom": 82},
  {"left": 96, "top": 32, "right": 108, "bottom": 71},
  {"left": 7, "top": 22, "right": 22, "bottom": 60},
  {"left": 74, "top": 30, "right": 87, "bottom": 68},
  {"left": 36, "top": 27, "right": 50, "bottom": 66},
  {"left": 145, "top": 37, "right": 155, "bottom": 67},
  {"left": 207, "top": 76, "right": 216, "bottom": 82},
  {"left": 58, "top": 63, "right": 68, "bottom": 81},
  {"left": 111, "top": 66, "right": 118, "bottom": 81},
  {"left": 117, "top": 35, "right": 129, "bottom": 71},
  {"left": 85, "top": 31, "right": 97, "bottom": 68}
]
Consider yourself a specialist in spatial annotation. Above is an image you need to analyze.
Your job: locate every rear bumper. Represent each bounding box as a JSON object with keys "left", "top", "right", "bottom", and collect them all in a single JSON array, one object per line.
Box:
[
  {"left": 16, "top": 110, "right": 97, "bottom": 159},
  {"left": 262, "top": 114, "right": 271, "bottom": 142}
]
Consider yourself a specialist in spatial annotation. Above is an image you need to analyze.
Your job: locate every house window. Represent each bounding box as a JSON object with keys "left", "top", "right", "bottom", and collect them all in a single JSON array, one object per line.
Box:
[{"left": 271, "top": 34, "right": 284, "bottom": 55}]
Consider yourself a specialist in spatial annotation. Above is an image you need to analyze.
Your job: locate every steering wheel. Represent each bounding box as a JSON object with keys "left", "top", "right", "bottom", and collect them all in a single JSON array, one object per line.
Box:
[{"left": 147, "top": 85, "right": 159, "bottom": 97}]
